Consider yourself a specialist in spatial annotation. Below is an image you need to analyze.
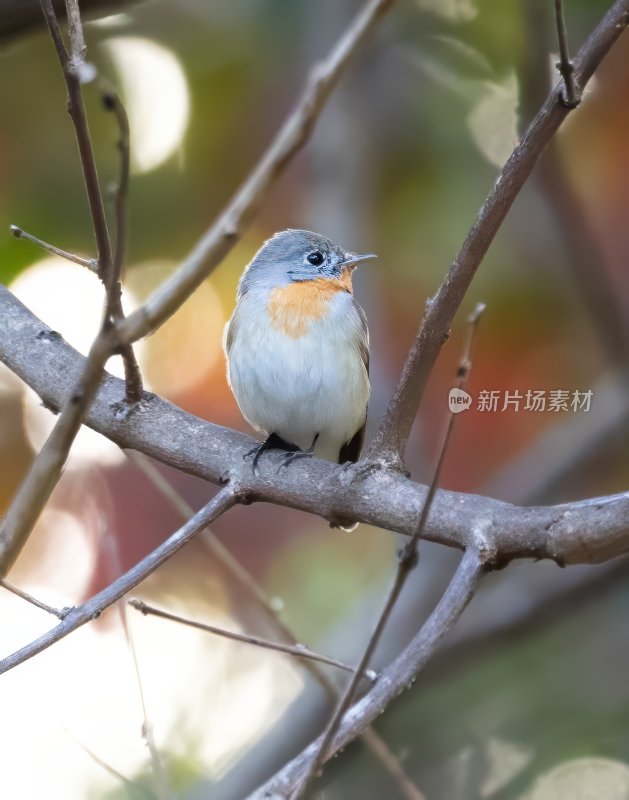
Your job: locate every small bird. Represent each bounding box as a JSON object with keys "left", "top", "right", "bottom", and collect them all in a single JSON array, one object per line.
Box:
[{"left": 224, "top": 229, "right": 375, "bottom": 472}]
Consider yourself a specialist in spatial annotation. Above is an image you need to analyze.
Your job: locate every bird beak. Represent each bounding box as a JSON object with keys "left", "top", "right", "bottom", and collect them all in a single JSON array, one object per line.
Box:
[{"left": 342, "top": 252, "right": 377, "bottom": 267}]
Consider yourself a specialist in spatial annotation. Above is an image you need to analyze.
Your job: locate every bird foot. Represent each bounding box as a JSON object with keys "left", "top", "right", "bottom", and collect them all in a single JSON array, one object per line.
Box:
[
  {"left": 277, "top": 433, "right": 320, "bottom": 472},
  {"left": 244, "top": 433, "right": 298, "bottom": 475}
]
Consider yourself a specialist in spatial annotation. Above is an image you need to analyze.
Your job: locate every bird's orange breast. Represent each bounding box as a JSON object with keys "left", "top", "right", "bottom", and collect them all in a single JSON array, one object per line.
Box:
[{"left": 267, "top": 275, "right": 351, "bottom": 339}]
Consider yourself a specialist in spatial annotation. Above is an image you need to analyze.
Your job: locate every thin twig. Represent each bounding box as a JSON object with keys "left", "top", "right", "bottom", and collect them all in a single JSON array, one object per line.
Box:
[
  {"left": 128, "top": 599, "right": 375, "bottom": 681},
  {"left": 115, "top": 0, "right": 396, "bottom": 344},
  {"left": 292, "top": 305, "right": 485, "bottom": 798},
  {"left": 9, "top": 225, "right": 98, "bottom": 271},
  {"left": 126, "top": 451, "right": 423, "bottom": 800},
  {"left": 101, "top": 85, "right": 143, "bottom": 402},
  {"left": 367, "top": 0, "right": 629, "bottom": 468},
  {"left": 0, "top": 486, "right": 239, "bottom": 675},
  {"left": 0, "top": 577, "right": 67, "bottom": 618},
  {"left": 251, "top": 550, "right": 484, "bottom": 799},
  {"left": 40, "top": 0, "right": 112, "bottom": 282},
  {"left": 554, "top": 0, "right": 580, "bottom": 107}
]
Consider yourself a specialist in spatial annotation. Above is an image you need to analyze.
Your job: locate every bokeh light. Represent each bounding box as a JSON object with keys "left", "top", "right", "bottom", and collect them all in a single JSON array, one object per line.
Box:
[{"left": 101, "top": 36, "right": 191, "bottom": 175}]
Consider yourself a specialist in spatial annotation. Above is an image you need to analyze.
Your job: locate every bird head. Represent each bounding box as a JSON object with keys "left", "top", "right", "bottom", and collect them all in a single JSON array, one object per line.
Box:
[{"left": 238, "top": 229, "right": 376, "bottom": 296}]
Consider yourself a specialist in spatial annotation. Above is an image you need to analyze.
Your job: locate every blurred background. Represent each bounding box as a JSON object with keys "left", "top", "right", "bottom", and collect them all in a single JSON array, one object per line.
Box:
[{"left": 0, "top": 0, "right": 628, "bottom": 797}]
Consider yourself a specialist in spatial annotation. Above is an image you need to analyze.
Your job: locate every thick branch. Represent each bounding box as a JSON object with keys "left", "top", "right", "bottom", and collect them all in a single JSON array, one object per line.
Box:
[
  {"left": 0, "top": 486, "right": 239, "bottom": 674},
  {"left": 250, "top": 550, "right": 483, "bottom": 799},
  {"left": 2, "top": 286, "right": 628, "bottom": 568},
  {"left": 368, "top": 0, "right": 629, "bottom": 465}
]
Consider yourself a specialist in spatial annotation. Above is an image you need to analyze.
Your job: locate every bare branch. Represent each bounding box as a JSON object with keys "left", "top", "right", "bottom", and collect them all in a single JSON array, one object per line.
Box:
[
  {"left": 40, "top": 0, "right": 112, "bottom": 283},
  {"left": 554, "top": 0, "right": 580, "bottom": 107},
  {"left": 367, "top": 0, "right": 629, "bottom": 467},
  {"left": 129, "top": 599, "right": 373, "bottom": 681},
  {"left": 291, "top": 305, "right": 485, "bottom": 798},
  {"left": 101, "top": 86, "right": 144, "bottom": 402},
  {"left": 0, "top": 577, "right": 66, "bottom": 618},
  {"left": 0, "top": 485, "right": 239, "bottom": 674},
  {"left": 2, "top": 285, "right": 629, "bottom": 568},
  {"left": 115, "top": 0, "right": 396, "bottom": 345},
  {"left": 9, "top": 225, "right": 98, "bottom": 272},
  {"left": 250, "top": 550, "right": 484, "bottom": 799}
]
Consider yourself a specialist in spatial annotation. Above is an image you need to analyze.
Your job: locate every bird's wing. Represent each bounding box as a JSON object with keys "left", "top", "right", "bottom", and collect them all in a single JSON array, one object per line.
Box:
[{"left": 339, "top": 299, "right": 369, "bottom": 464}]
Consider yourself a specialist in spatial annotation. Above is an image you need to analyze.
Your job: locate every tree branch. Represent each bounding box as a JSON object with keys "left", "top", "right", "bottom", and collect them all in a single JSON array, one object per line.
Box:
[
  {"left": 115, "top": 0, "right": 396, "bottom": 345},
  {"left": 250, "top": 550, "right": 484, "bottom": 799},
  {"left": 40, "top": 0, "right": 112, "bottom": 283},
  {"left": 2, "top": 286, "right": 628, "bottom": 568},
  {"left": 367, "top": 0, "right": 629, "bottom": 467},
  {"left": 0, "top": 485, "right": 239, "bottom": 675},
  {"left": 101, "top": 86, "right": 144, "bottom": 402}
]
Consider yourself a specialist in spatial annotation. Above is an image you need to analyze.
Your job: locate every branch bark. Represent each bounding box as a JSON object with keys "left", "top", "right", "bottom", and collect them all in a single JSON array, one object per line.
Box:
[
  {"left": 2, "top": 286, "right": 628, "bottom": 568},
  {"left": 367, "top": 0, "right": 629, "bottom": 467}
]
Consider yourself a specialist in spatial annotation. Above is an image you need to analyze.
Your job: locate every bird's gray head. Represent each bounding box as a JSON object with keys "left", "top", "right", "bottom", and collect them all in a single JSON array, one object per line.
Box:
[{"left": 238, "top": 229, "right": 376, "bottom": 297}]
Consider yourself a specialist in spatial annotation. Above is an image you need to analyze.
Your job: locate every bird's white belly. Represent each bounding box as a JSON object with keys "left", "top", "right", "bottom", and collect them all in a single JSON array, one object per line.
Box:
[{"left": 226, "top": 298, "right": 368, "bottom": 462}]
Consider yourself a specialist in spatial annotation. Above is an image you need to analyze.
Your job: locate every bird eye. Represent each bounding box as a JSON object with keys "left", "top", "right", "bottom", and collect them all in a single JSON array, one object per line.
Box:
[{"left": 306, "top": 250, "right": 324, "bottom": 266}]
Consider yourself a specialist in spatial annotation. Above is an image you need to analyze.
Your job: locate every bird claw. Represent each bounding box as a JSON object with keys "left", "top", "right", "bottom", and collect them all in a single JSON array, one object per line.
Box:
[
  {"left": 277, "top": 449, "right": 313, "bottom": 472},
  {"left": 244, "top": 433, "right": 301, "bottom": 475},
  {"left": 243, "top": 442, "right": 266, "bottom": 475}
]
